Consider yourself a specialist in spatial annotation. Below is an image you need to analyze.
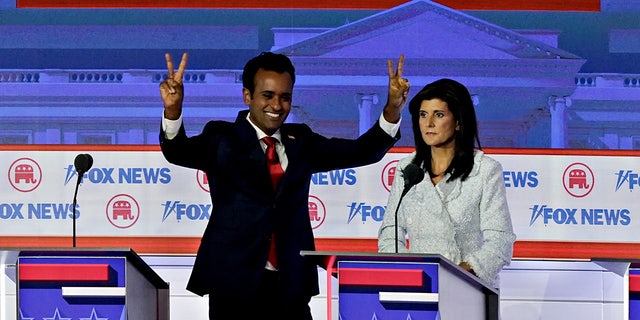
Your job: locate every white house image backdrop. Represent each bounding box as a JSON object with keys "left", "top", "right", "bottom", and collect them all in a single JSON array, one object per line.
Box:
[{"left": 1, "top": 0, "right": 640, "bottom": 149}]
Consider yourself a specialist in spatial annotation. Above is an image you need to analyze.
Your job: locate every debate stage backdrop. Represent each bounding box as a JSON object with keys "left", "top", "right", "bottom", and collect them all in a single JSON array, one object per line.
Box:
[{"left": 1, "top": 0, "right": 640, "bottom": 254}]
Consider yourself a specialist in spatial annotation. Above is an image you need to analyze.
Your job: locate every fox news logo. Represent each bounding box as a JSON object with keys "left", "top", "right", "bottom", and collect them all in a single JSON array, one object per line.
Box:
[
  {"left": 0, "top": 203, "right": 77, "bottom": 220},
  {"left": 529, "top": 204, "right": 630, "bottom": 226},
  {"left": 311, "top": 169, "right": 356, "bottom": 186},
  {"left": 615, "top": 170, "right": 640, "bottom": 191},
  {"left": 503, "top": 171, "right": 538, "bottom": 188},
  {"left": 348, "top": 202, "right": 385, "bottom": 223},
  {"left": 162, "top": 201, "right": 211, "bottom": 222},
  {"left": 64, "top": 165, "right": 171, "bottom": 186}
]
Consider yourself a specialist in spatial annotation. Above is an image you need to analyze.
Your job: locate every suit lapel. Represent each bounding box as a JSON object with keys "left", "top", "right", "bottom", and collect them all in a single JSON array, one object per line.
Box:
[
  {"left": 233, "top": 111, "right": 275, "bottom": 194},
  {"left": 275, "top": 126, "right": 304, "bottom": 196},
  {"left": 280, "top": 127, "right": 302, "bottom": 169}
]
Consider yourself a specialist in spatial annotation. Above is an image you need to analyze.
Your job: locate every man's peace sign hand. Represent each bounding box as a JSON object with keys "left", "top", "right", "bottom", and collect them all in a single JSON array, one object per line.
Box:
[
  {"left": 383, "top": 54, "right": 410, "bottom": 124},
  {"left": 159, "top": 52, "right": 188, "bottom": 120}
]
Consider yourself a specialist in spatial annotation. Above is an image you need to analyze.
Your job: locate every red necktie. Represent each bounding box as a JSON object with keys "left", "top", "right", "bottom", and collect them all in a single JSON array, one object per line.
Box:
[
  {"left": 262, "top": 137, "right": 284, "bottom": 189},
  {"left": 262, "top": 137, "right": 283, "bottom": 268}
]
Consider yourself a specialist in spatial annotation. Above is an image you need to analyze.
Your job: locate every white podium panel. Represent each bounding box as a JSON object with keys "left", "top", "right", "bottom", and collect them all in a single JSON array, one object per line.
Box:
[{"left": 499, "top": 259, "right": 628, "bottom": 320}]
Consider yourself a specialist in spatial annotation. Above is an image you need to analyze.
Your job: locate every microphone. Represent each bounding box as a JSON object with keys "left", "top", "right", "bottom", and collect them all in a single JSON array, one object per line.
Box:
[
  {"left": 72, "top": 153, "right": 93, "bottom": 247},
  {"left": 401, "top": 163, "right": 424, "bottom": 198},
  {"left": 74, "top": 153, "right": 94, "bottom": 175},
  {"left": 395, "top": 163, "right": 425, "bottom": 253}
]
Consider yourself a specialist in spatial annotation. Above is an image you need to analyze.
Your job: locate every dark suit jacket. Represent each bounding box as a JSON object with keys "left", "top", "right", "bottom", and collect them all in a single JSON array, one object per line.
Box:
[{"left": 160, "top": 109, "right": 399, "bottom": 301}]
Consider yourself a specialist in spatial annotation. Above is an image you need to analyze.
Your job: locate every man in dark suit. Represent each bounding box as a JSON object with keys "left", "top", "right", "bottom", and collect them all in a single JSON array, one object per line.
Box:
[{"left": 159, "top": 51, "right": 409, "bottom": 319}]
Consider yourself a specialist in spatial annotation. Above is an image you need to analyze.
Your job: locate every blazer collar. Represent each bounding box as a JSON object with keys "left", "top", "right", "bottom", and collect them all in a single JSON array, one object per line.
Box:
[
  {"left": 234, "top": 110, "right": 296, "bottom": 196},
  {"left": 234, "top": 110, "right": 263, "bottom": 151},
  {"left": 235, "top": 109, "right": 303, "bottom": 161}
]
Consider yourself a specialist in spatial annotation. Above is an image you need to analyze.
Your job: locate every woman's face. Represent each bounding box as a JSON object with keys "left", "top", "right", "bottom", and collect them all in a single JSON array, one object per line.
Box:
[{"left": 418, "top": 98, "right": 459, "bottom": 148}]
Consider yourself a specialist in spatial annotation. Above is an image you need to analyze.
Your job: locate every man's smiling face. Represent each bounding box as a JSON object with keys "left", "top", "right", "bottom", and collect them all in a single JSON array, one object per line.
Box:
[{"left": 243, "top": 68, "right": 293, "bottom": 136}]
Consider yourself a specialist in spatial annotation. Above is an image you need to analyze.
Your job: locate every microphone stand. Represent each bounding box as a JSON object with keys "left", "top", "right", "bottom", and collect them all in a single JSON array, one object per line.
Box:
[
  {"left": 394, "top": 164, "right": 424, "bottom": 253},
  {"left": 394, "top": 187, "right": 412, "bottom": 253},
  {"left": 72, "top": 171, "right": 84, "bottom": 248},
  {"left": 71, "top": 153, "right": 93, "bottom": 248}
]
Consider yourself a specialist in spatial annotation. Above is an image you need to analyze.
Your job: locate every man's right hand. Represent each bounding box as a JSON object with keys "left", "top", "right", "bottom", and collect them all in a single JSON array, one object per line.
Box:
[
  {"left": 382, "top": 54, "right": 409, "bottom": 124},
  {"left": 159, "top": 52, "right": 188, "bottom": 120}
]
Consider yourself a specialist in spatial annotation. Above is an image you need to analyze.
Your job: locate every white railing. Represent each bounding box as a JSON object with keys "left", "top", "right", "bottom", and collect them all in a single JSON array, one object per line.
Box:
[
  {"left": 4, "top": 70, "right": 640, "bottom": 89},
  {"left": 575, "top": 73, "right": 640, "bottom": 88},
  {"left": 0, "top": 69, "right": 243, "bottom": 84}
]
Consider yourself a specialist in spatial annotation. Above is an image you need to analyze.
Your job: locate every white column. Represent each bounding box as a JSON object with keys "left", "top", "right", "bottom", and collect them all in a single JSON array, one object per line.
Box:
[
  {"left": 356, "top": 94, "right": 378, "bottom": 135},
  {"left": 547, "top": 96, "right": 572, "bottom": 148},
  {"left": 127, "top": 129, "right": 144, "bottom": 144},
  {"left": 63, "top": 131, "right": 78, "bottom": 144},
  {"left": 602, "top": 133, "right": 619, "bottom": 149},
  {"left": 44, "top": 128, "right": 61, "bottom": 144}
]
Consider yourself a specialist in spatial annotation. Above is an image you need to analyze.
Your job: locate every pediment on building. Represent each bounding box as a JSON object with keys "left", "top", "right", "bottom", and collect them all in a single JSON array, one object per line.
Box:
[
  {"left": 273, "top": 0, "right": 581, "bottom": 63},
  {"left": 271, "top": 0, "right": 590, "bottom": 147}
]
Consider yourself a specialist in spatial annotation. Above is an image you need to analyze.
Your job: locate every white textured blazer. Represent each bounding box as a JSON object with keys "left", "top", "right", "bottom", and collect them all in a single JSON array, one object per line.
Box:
[{"left": 378, "top": 150, "right": 516, "bottom": 287}]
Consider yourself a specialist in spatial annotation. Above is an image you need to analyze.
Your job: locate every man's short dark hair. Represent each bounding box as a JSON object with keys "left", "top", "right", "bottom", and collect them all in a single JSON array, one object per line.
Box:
[{"left": 242, "top": 52, "right": 296, "bottom": 95}]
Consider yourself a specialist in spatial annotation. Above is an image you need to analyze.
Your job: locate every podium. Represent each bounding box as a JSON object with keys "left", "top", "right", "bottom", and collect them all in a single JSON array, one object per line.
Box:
[
  {"left": 302, "top": 251, "right": 499, "bottom": 320},
  {"left": 629, "top": 262, "right": 640, "bottom": 319},
  {"left": 15, "top": 248, "right": 169, "bottom": 320}
]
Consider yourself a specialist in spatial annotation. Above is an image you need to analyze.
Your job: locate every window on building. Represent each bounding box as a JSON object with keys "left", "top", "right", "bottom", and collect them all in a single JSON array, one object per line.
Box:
[
  {"left": 0, "top": 133, "right": 31, "bottom": 144},
  {"left": 77, "top": 133, "right": 114, "bottom": 145},
  {"left": 633, "top": 136, "right": 640, "bottom": 149}
]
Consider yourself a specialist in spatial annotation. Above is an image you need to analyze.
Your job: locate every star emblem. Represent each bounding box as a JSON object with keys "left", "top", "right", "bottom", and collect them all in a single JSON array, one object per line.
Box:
[
  {"left": 18, "top": 309, "right": 34, "bottom": 320},
  {"left": 80, "top": 308, "right": 108, "bottom": 320},
  {"left": 43, "top": 308, "right": 71, "bottom": 320}
]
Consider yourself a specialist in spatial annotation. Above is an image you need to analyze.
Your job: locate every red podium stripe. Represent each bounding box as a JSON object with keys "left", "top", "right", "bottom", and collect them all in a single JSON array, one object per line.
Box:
[
  {"left": 338, "top": 268, "right": 424, "bottom": 287},
  {"left": 19, "top": 264, "right": 110, "bottom": 281},
  {"left": 630, "top": 274, "right": 640, "bottom": 293}
]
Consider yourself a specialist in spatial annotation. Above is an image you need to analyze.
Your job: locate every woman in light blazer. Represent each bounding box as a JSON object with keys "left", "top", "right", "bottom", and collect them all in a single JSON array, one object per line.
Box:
[{"left": 378, "top": 78, "right": 516, "bottom": 287}]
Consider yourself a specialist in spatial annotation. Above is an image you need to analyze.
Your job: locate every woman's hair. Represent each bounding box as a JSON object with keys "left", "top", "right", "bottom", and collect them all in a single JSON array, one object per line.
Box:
[{"left": 408, "top": 78, "right": 481, "bottom": 181}]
